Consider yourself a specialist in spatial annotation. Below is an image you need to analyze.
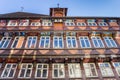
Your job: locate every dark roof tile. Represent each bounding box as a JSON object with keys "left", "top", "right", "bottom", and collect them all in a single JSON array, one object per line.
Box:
[{"left": 0, "top": 12, "right": 49, "bottom": 18}]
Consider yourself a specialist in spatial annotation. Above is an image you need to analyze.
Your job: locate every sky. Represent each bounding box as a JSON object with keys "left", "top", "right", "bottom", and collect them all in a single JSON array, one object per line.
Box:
[{"left": 0, "top": 0, "right": 120, "bottom": 17}]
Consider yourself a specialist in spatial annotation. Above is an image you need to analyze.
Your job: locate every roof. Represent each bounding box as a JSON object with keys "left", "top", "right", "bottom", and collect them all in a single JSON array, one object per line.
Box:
[
  {"left": 0, "top": 11, "right": 120, "bottom": 19},
  {"left": 0, "top": 12, "right": 49, "bottom": 19}
]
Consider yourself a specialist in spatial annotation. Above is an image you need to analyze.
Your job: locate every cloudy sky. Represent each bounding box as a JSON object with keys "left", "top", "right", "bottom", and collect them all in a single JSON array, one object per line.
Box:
[{"left": 0, "top": 0, "right": 120, "bottom": 17}]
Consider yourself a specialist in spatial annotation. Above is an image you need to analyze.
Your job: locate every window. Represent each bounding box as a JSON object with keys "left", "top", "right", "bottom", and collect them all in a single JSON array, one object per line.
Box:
[
  {"left": 87, "top": 19, "right": 97, "bottom": 26},
  {"left": 0, "top": 20, "right": 6, "bottom": 26},
  {"left": 19, "top": 19, "right": 29, "bottom": 26},
  {"left": 52, "top": 64, "right": 65, "bottom": 78},
  {"left": 7, "top": 20, "right": 18, "bottom": 26},
  {"left": 39, "top": 36, "right": 50, "bottom": 48},
  {"left": 68, "top": 63, "right": 81, "bottom": 78},
  {"left": 1, "top": 63, "right": 17, "bottom": 78},
  {"left": 79, "top": 36, "right": 91, "bottom": 48},
  {"left": 98, "top": 63, "right": 114, "bottom": 77},
  {"left": 35, "top": 64, "right": 48, "bottom": 78},
  {"left": 15, "top": 32, "right": 25, "bottom": 36},
  {"left": 109, "top": 20, "right": 117, "bottom": 22},
  {"left": 54, "top": 19, "right": 63, "bottom": 22},
  {"left": 11, "top": 36, "right": 24, "bottom": 48},
  {"left": 42, "top": 19, "right": 52, "bottom": 26},
  {"left": 18, "top": 63, "right": 33, "bottom": 78},
  {"left": 53, "top": 36, "right": 64, "bottom": 48},
  {"left": 112, "top": 62, "right": 120, "bottom": 76},
  {"left": 66, "top": 32, "right": 76, "bottom": 36},
  {"left": 77, "top": 22, "right": 86, "bottom": 26},
  {"left": 0, "top": 37, "right": 11, "bottom": 48},
  {"left": 104, "top": 37, "right": 117, "bottom": 48},
  {"left": 66, "top": 36, "right": 77, "bottom": 48},
  {"left": 88, "top": 22, "right": 97, "bottom": 26},
  {"left": 0, "top": 63, "right": 2, "bottom": 68},
  {"left": 30, "top": 22, "right": 41, "bottom": 26},
  {"left": 65, "top": 19, "right": 75, "bottom": 26},
  {"left": 26, "top": 36, "right": 37, "bottom": 48},
  {"left": 98, "top": 22, "right": 108, "bottom": 26},
  {"left": 91, "top": 36, "right": 104, "bottom": 48},
  {"left": 83, "top": 63, "right": 98, "bottom": 77}
]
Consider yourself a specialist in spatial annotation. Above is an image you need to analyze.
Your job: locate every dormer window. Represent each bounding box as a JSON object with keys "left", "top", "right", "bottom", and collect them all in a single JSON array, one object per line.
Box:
[
  {"left": 77, "top": 22, "right": 86, "bottom": 26},
  {"left": 65, "top": 19, "right": 75, "bottom": 26},
  {"left": 30, "top": 20, "right": 41, "bottom": 26},
  {"left": 109, "top": 20, "right": 117, "bottom": 22},
  {"left": 54, "top": 19, "right": 63, "bottom": 22},
  {"left": 7, "top": 20, "right": 18, "bottom": 26},
  {"left": 98, "top": 22, "right": 108, "bottom": 26},
  {"left": 19, "top": 19, "right": 29, "bottom": 26},
  {"left": 0, "top": 20, "right": 6, "bottom": 26},
  {"left": 31, "top": 22, "right": 41, "bottom": 26},
  {"left": 109, "top": 19, "right": 118, "bottom": 26},
  {"left": 98, "top": 19, "right": 108, "bottom": 26},
  {"left": 87, "top": 19, "right": 97, "bottom": 26},
  {"left": 42, "top": 19, "right": 52, "bottom": 26}
]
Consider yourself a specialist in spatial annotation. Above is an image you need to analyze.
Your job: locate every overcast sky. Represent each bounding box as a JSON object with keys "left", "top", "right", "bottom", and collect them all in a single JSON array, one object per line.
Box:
[{"left": 0, "top": 0, "right": 120, "bottom": 17}]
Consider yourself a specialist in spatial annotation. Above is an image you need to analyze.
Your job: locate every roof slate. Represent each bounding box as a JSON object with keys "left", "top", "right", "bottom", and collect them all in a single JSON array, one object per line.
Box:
[
  {"left": 0, "top": 12, "right": 120, "bottom": 19},
  {"left": 0, "top": 12, "right": 49, "bottom": 18}
]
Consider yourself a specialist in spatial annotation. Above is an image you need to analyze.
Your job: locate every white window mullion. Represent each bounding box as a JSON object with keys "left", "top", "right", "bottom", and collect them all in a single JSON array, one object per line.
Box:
[
  {"left": 109, "top": 38, "right": 114, "bottom": 47},
  {"left": 58, "top": 37, "right": 59, "bottom": 48},
  {"left": 41, "top": 66, "right": 43, "bottom": 77},
  {"left": 53, "top": 64, "right": 65, "bottom": 78},
  {"left": 104, "top": 37, "right": 111, "bottom": 47},
  {"left": 68, "top": 63, "right": 81, "bottom": 78},
  {"left": 57, "top": 37, "right": 59, "bottom": 48},
  {"left": 66, "top": 36, "right": 77, "bottom": 48},
  {"left": 11, "top": 37, "right": 19, "bottom": 48},
  {"left": 84, "top": 38, "right": 87, "bottom": 48},
  {"left": 98, "top": 63, "right": 114, "bottom": 77},
  {"left": 53, "top": 36, "right": 63, "bottom": 48},
  {"left": 18, "top": 63, "right": 33, "bottom": 78},
  {"left": 26, "top": 36, "right": 37, "bottom": 48},
  {"left": 2, "top": 38, "right": 6, "bottom": 48},
  {"left": 44, "top": 37, "right": 47, "bottom": 48},
  {"left": 44, "top": 37, "right": 46, "bottom": 48},
  {"left": 35, "top": 64, "right": 48, "bottom": 78},
  {"left": 30, "top": 38, "right": 32, "bottom": 48},
  {"left": 0, "top": 37, "right": 11, "bottom": 48},
  {"left": 84, "top": 63, "right": 98, "bottom": 77},
  {"left": 92, "top": 36, "right": 104, "bottom": 48},
  {"left": 112, "top": 62, "right": 120, "bottom": 76},
  {"left": 71, "top": 38, "right": 73, "bottom": 48},
  {"left": 98, "top": 38, "right": 104, "bottom": 47},
  {"left": 8, "top": 65, "right": 12, "bottom": 77},
  {"left": 80, "top": 36, "right": 91, "bottom": 48},
  {"left": 1, "top": 63, "right": 17, "bottom": 78},
  {"left": 96, "top": 38, "right": 100, "bottom": 47},
  {"left": 110, "top": 38, "right": 117, "bottom": 47},
  {"left": 104, "top": 37, "right": 117, "bottom": 48},
  {"left": 24, "top": 65, "right": 27, "bottom": 78}
]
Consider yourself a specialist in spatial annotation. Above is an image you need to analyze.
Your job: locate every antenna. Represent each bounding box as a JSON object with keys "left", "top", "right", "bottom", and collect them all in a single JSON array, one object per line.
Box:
[
  {"left": 57, "top": 3, "right": 60, "bottom": 8},
  {"left": 21, "top": 7, "right": 24, "bottom": 12}
]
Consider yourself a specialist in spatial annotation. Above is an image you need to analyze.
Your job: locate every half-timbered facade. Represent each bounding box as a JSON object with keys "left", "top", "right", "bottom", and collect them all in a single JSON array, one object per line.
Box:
[{"left": 0, "top": 7, "right": 120, "bottom": 80}]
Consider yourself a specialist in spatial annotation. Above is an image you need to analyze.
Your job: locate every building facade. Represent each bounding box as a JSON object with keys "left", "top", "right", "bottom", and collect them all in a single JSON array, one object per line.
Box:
[{"left": 0, "top": 7, "right": 120, "bottom": 80}]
